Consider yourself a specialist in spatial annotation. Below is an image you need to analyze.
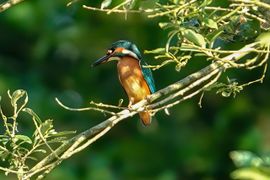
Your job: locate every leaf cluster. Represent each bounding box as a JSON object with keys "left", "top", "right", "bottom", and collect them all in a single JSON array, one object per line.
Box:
[
  {"left": 230, "top": 151, "right": 270, "bottom": 179},
  {"left": 0, "top": 90, "right": 75, "bottom": 179}
]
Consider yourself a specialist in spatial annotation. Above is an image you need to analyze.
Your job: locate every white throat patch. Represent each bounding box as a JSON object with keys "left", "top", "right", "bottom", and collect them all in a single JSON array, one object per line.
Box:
[{"left": 122, "top": 49, "right": 139, "bottom": 59}]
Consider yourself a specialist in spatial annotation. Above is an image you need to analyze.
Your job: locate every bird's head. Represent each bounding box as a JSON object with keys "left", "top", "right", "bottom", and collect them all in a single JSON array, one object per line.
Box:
[{"left": 92, "top": 40, "right": 142, "bottom": 67}]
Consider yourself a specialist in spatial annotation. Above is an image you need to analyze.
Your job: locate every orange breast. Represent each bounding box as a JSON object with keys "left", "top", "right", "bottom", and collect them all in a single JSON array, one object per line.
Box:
[{"left": 117, "top": 57, "right": 151, "bottom": 103}]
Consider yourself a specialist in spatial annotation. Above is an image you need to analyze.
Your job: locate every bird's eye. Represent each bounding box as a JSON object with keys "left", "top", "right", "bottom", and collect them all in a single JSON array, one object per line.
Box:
[{"left": 107, "top": 49, "right": 113, "bottom": 55}]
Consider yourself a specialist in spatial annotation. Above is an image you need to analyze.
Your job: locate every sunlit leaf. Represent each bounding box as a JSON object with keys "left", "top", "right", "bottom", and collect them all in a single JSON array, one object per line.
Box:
[
  {"left": 39, "top": 120, "right": 53, "bottom": 135},
  {"left": 203, "top": 18, "right": 218, "bottom": 29},
  {"left": 159, "top": 22, "right": 169, "bottom": 29},
  {"left": 23, "top": 108, "right": 42, "bottom": 124},
  {"left": 230, "top": 151, "right": 263, "bottom": 167},
  {"left": 256, "top": 32, "right": 270, "bottom": 47},
  {"left": 14, "top": 135, "right": 32, "bottom": 144},
  {"left": 101, "top": 0, "right": 112, "bottom": 9},
  {"left": 221, "top": 91, "right": 231, "bottom": 97},
  {"left": 159, "top": 22, "right": 175, "bottom": 29},
  {"left": 9, "top": 89, "right": 28, "bottom": 108},
  {"left": 231, "top": 167, "right": 270, "bottom": 180},
  {"left": 125, "top": 0, "right": 136, "bottom": 9},
  {"left": 182, "top": 29, "right": 206, "bottom": 48}
]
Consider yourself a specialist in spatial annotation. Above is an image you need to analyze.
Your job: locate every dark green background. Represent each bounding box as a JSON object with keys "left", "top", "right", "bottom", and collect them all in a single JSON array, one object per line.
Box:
[{"left": 0, "top": 0, "right": 270, "bottom": 179}]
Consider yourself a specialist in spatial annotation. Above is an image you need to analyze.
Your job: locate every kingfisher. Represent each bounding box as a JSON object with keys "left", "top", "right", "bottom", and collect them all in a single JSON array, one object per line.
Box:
[{"left": 92, "top": 40, "right": 155, "bottom": 126}]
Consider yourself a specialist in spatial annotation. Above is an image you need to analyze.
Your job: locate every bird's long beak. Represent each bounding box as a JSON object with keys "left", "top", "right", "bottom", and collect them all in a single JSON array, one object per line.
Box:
[{"left": 91, "top": 53, "right": 114, "bottom": 67}]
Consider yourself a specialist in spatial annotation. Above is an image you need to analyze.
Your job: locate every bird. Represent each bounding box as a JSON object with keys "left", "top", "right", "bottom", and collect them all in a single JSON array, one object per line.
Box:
[{"left": 92, "top": 40, "right": 155, "bottom": 126}]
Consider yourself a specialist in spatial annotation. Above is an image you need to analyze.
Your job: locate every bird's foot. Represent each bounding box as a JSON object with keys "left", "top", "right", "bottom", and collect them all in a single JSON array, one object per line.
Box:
[
  {"left": 146, "top": 95, "right": 152, "bottom": 103},
  {"left": 127, "top": 97, "right": 135, "bottom": 111}
]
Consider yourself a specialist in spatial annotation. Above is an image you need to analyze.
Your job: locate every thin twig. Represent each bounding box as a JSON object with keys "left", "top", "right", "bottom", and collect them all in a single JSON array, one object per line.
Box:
[
  {"left": 31, "top": 114, "right": 60, "bottom": 159},
  {"left": 147, "top": 0, "right": 198, "bottom": 18},
  {"left": 242, "top": 63, "right": 268, "bottom": 87},
  {"left": 151, "top": 72, "right": 222, "bottom": 113},
  {"left": 82, "top": 5, "right": 141, "bottom": 14},
  {"left": 0, "top": 166, "right": 18, "bottom": 174},
  {"left": 90, "top": 101, "right": 126, "bottom": 110},
  {"left": 24, "top": 42, "right": 261, "bottom": 179},
  {"left": 205, "top": 6, "right": 267, "bottom": 24},
  {"left": 55, "top": 98, "right": 118, "bottom": 116},
  {"left": 231, "top": 0, "right": 270, "bottom": 9}
]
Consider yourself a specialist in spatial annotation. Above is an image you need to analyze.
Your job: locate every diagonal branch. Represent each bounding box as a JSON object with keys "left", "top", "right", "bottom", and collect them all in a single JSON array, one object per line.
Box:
[
  {"left": 24, "top": 42, "right": 267, "bottom": 179},
  {"left": 0, "top": 0, "right": 25, "bottom": 13}
]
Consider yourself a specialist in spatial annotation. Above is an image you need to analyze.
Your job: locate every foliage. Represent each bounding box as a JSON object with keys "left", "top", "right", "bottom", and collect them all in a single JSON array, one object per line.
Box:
[
  {"left": 82, "top": 0, "right": 270, "bottom": 97},
  {"left": 73, "top": 0, "right": 270, "bottom": 179},
  {"left": 0, "top": 90, "right": 75, "bottom": 179},
  {"left": 0, "top": 0, "right": 270, "bottom": 179},
  {"left": 230, "top": 151, "right": 270, "bottom": 179}
]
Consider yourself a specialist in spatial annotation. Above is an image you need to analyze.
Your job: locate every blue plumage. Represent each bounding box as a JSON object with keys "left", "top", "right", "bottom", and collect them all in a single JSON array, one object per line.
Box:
[
  {"left": 111, "top": 40, "right": 155, "bottom": 94},
  {"left": 141, "top": 61, "right": 155, "bottom": 94},
  {"left": 92, "top": 40, "right": 156, "bottom": 125}
]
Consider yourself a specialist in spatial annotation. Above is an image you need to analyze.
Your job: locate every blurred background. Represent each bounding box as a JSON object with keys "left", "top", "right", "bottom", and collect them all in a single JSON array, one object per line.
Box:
[{"left": 0, "top": 0, "right": 270, "bottom": 179}]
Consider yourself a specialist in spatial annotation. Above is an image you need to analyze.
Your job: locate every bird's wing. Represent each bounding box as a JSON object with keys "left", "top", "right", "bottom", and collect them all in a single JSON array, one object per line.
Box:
[{"left": 140, "top": 61, "right": 156, "bottom": 94}]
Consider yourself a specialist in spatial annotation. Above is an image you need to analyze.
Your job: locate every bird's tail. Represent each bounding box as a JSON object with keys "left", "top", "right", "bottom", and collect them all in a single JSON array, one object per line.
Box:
[{"left": 139, "top": 111, "right": 152, "bottom": 126}]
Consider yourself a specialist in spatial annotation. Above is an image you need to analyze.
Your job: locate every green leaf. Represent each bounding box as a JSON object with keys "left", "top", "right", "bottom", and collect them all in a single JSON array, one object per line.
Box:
[
  {"left": 256, "top": 32, "right": 270, "bottom": 47},
  {"left": 39, "top": 120, "right": 53, "bottom": 136},
  {"left": 100, "top": 0, "right": 112, "bottom": 9},
  {"left": 231, "top": 167, "right": 270, "bottom": 180},
  {"left": 158, "top": 22, "right": 174, "bottom": 29},
  {"left": 182, "top": 29, "right": 206, "bottom": 48},
  {"left": 9, "top": 89, "right": 28, "bottom": 108},
  {"left": 230, "top": 151, "right": 263, "bottom": 167},
  {"left": 203, "top": 18, "right": 218, "bottom": 29},
  {"left": 23, "top": 108, "right": 42, "bottom": 124},
  {"left": 14, "top": 135, "right": 32, "bottom": 144},
  {"left": 125, "top": 0, "right": 136, "bottom": 9},
  {"left": 221, "top": 91, "right": 231, "bottom": 97},
  {"left": 159, "top": 22, "right": 169, "bottom": 29}
]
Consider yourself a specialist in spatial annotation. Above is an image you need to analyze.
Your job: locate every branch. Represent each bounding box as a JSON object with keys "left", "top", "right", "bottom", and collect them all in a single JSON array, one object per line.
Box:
[
  {"left": 82, "top": 5, "right": 141, "bottom": 14},
  {"left": 0, "top": 0, "right": 25, "bottom": 13},
  {"left": 232, "top": 0, "right": 270, "bottom": 10},
  {"left": 22, "top": 42, "right": 264, "bottom": 179}
]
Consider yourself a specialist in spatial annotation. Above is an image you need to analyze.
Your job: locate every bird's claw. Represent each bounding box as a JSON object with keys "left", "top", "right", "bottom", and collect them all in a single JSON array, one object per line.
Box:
[
  {"left": 127, "top": 97, "right": 135, "bottom": 111},
  {"left": 146, "top": 95, "right": 151, "bottom": 103},
  {"left": 127, "top": 106, "right": 133, "bottom": 112}
]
